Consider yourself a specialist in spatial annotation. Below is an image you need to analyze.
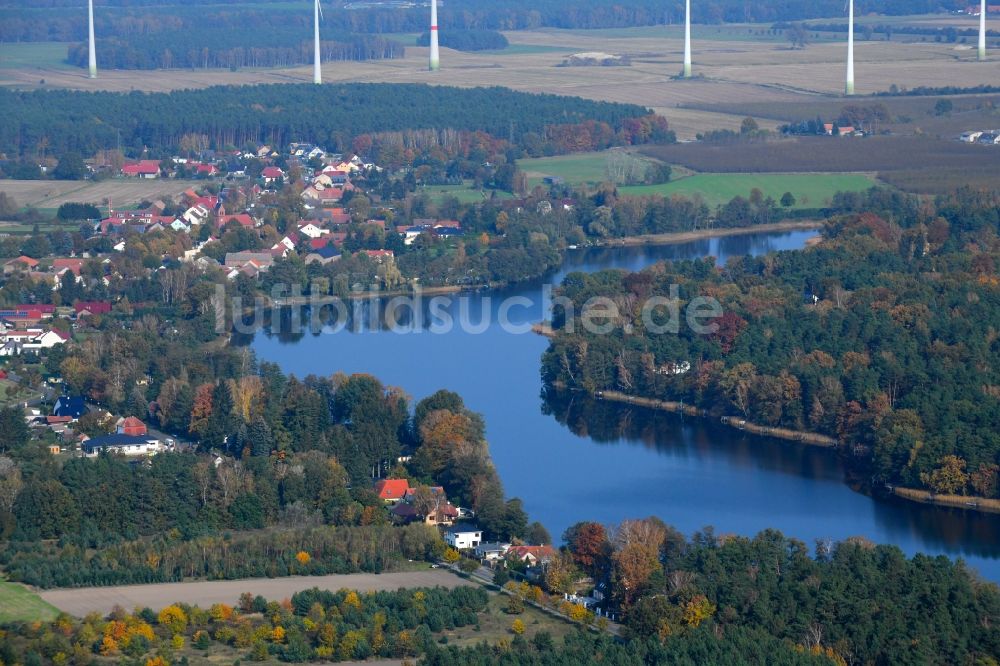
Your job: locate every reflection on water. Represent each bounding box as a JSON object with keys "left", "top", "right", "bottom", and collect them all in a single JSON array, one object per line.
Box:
[
  {"left": 543, "top": 388, "right": 1000, "bottom": 564},
  {"left": 251, "top": 229, "right": 1000, "bottom": 581}
]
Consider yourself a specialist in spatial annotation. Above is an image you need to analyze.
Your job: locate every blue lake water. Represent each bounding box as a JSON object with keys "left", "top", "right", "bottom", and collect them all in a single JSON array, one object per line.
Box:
[{"left": 253, "top": 229, "right": 1000, "bottom": 581}]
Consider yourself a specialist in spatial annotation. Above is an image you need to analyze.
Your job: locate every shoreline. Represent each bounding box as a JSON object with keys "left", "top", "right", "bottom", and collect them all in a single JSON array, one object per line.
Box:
[
  {"left": 891, "top": 486, "right": 1000, "bottom": 515},
  {"left": 593, "top": 220, "right": 823, "bottom": 247},
  {"left": 593, "top": 389, "right": 838, "bottom": 448}
]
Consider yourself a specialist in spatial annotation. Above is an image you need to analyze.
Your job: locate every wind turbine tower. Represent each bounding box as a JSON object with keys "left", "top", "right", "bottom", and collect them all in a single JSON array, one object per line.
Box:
[
  {"left": 979, "top": 0, "right": 988, "bottom": 61},
  {"left": 429, "top": 0, "right": 440, "bottom": 71},
  {"left": 88, "top": 0, "right": 97, "bottom": 79},
  {"left": 845, "top": 0, "right": 855, "bottom": 95},
  {"left": 683, "top": 0, "right": 692, "bottom": 78},
  {"left": 313, "top": 0, "right": 322, "bottom": 84}
]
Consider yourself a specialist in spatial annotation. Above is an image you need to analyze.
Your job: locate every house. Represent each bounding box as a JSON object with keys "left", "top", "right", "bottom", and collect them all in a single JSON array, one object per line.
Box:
[
  {"left": 75, "top": 301, "right": 112, "bottom": 316},
  {"left": 362, "top": 249, "right": 394, "bottom": 262},
  {"left": 506, "top": 545, "right": 557, "bottom": 566},
  {"left": 53, "top": 396, "right": 88, "bottom": 420},
  {"left": 296, "top": 222, "right": 329, "bottom": 239},
  {"left": 224, "top": 252, "right": 274, "bottom": 270},
  {"left": 475, "top": 542, "right": 511, "bottom": 562},
  {"left": 961, "top": 130, "right": 985, "bottom": 143},
  {"left": 51, "top": 258, "right": 84, "bottom": 277},
  {"left": 82, "top": 433, "right": 163, "bottom": 457},
  {"left": 304, "top": 246, "right": 342, "bottom": 265},
  {"left": 22, "top": 329, "right": 69, "bottom": 351},
  {"left": 836, "top": 126, "right": 856, "bottom": 136},
  {"left": 445, "top": 526, "right": 483, "bottom": 550},
  {"left": 301, "top": 185, "right": 344, "bottom": 205},
  {"left": 261, "top": 166, "right": 285, "bottom": 185},
  {"left": 118, "top": 416, "right": 148, "bottom": 436},
  {"left": 121, "top": 160, "right": 161, "bottom": 179},
  {"left": 216, "top": 213, "right": 256, "bottom": 229},
  {"left": 373, "top": 478, "right": 410, "bottom": 504},
  {"left": 4, "top": 256, "right": 39, "bottom": 274},
  {"left": 390, "top": 500, "right": 459, "bottom": 526}
]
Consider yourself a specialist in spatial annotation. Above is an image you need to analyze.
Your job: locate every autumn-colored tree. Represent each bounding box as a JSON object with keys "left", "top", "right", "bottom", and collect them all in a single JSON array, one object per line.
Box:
[
  {"left": 442, "top": 547, "right": 461, "bottom": 564},
  {"left": 682, "top": 595, "right": 716, "bottom": 628},
  {"left": 544, "top": 551, "right": 579, "bottom": 595},
  {"left": 970, "top": 463, "right": 999, "bottom": 498},
  {"left": 563, "top": 521, "right": 610, "bottom": 577},
  {"left": 611, "top": 519, "right": 666, "bottom": 609},
  {"left": 189, "top": 382, "right": 214, "bottom": 436},
  {"left": 295, "top": 551, "right": 311, "bottom": 565},
  {"left": 921, "top": 455, "right": 969, "bottom": 495},
  {"left": 157, "top": 605, "right": 188, "bottom": 634},
  {"left": 230, "top": 375, "right": 264, "bottom": 424},
  {"left": 510, "top": 618, "right": 525, "bottom": 635},
  {"left": 708, "top": 311, "right": 747, "bottom": 354}
]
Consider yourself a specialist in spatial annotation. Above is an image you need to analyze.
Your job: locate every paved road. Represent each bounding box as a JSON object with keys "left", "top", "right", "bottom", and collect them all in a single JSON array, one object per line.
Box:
[{"left": 41, "top": 569, "right": 473, "bottom": 616}]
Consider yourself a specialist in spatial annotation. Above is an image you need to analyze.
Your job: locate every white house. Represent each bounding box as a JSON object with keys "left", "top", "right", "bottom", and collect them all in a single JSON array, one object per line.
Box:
[
  {"left": 82, "top": 433, "right": 164, "bottom": 458},
  {"left": 445, "top": 526, "right": 483, "bottom": 550},
  {"left": 474, "top": 542, "right": 511, "bottom": 562},
  {"left": 170, "top": 219, "right": 191, "bottom": 233},
  {"left": 296, "top": 222, "right": 329, "bottom": 239}
]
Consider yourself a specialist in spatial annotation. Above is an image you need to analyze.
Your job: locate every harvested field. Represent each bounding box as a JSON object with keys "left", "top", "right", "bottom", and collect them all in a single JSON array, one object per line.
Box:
[
  {"left": 39, "top": 569, "right": 474, "bottom": 617},
  {"left": 2, "top": 21, "right": 999, "bottom": 139},
  {"left": 640, "top": 135, "right": 1000, "bottom": 175},
  {"left": 0, "top": 179, "right": 204, "bottom": 210}
]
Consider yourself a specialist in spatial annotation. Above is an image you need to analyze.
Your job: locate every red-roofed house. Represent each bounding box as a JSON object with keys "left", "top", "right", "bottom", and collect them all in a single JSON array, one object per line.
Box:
[
  {"left": 121, "top": 160, "right": 162, "bottom": 179},
  {"left": 373, "top": 478, "right": 410, "bottom": 504},
  {"left": 118, "top": 416, "right": 148, "bottom": 436},
  {"left": 363, "top": 249, "right": 394, "bottom": 261},
  {"left": 75, "top": 301, "right": 112, "bottom": 316},
  {"left": 4, "top": 256, "right": 39, "bottom": 274},
  {"left": 51, "top": 258, "right": 84, "bottom": 276},
  {"left": 506, "top": 545, "right": 557, "bottom": 566},
  {"left": 261, "top": 166, "right": 285, "bottom": 185}
]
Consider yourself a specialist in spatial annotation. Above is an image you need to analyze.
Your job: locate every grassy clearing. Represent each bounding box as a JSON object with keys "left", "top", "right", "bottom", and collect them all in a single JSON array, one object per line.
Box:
[
  {"left": 0, "top": 581, "right": 60, "bottom": 623},
  {"left": 0, "top": 378, "right": 40, "bottom": 407},
  {"left": 519, "top": 150, "right": 662, "bottom": 187},
  {"left": 441, "top": 592, "right": 578, "bottom": 647},
  {"left": 0, "top": 42, "right": 70, "bottom": 71},
  {"left": 418, "top": 183, "right": 514, "bottom": 204},
  {"left": 619, "top": 172, "right": 876, "bottom": 208}
]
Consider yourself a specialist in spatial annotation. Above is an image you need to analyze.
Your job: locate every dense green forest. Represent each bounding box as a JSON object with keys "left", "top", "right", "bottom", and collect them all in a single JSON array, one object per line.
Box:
[
  {"left": 542, "top": 187, "right": 1000, "bottom": 497},
  {"left": 0, "top": 0, "right": 968, "bottom": 46},
  {"left": 0, "top": 84, "right": 667, "bottom": 159}
]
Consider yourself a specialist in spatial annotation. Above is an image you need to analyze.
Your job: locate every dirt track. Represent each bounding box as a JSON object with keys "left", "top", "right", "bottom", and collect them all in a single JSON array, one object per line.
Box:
[{"left": 39, "top": 569, "right": 472, "bottom": 616}]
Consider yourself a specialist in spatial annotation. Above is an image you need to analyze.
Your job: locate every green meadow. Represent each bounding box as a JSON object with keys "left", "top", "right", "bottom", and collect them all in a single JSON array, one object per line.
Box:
[{"left": 0, "top": 582, "right": 59, "bottom": 623}]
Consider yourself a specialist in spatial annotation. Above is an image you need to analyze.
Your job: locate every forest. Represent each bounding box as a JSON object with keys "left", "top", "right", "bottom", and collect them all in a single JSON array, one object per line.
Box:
[
  {"left": 0, "top": 0, "right": 970, "bottom": 46},
  {"left": 1, "top": 524, "right": 997, "bottom": 664},
  {"left": 415, "top": 29, "right": 510, "bottom": 52},
  {"left": 0, "top": 84, "right": 667, "bottom": 160},
  {"left": 542, "top": 186, "right": 1000, "bottom": 498}
]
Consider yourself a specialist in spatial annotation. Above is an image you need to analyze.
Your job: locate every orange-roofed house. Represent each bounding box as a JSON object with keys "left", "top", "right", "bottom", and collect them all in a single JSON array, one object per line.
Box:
[
  {"left": 374, "top": 478, "right": 410, "bottom": 504},
  {"left": 118, "top": 416, "right": 148, "bottom": 437},
  {"left": 4, "top": 256, "right": 39, "bottom": 275},
  {"left": 506, "top": 545, "right": 557, "bottom": 566}
]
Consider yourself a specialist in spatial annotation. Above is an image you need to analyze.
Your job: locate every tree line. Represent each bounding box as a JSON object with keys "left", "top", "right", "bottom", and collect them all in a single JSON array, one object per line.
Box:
[{"left": 0, "top": 83, "right": 662, "bottom": 160}]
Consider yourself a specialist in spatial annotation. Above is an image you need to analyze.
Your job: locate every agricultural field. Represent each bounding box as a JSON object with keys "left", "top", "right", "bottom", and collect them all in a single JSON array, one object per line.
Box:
[
  {"left": 518, "top": 151, "right": 647, "bottom": 187},
  {"left": 0, "top": 178, "right": 204, "bottom": 211},
  {"left": 3, "top": 17, "right": 998, "bottom": 139},
  {"left": 0, "top": 42, "right": 70, "bottom": 72},
  {"left": 619, "top": 172, "right": 876, "bottom": 208},
  {"left": 0, "top": 581, "right": 59, "bottom": 623}
]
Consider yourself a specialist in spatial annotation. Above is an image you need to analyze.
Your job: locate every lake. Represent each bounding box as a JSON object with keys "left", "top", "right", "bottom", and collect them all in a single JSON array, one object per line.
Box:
[{"left": 252, "top": 229, "right": 1000, "bottom": 581}]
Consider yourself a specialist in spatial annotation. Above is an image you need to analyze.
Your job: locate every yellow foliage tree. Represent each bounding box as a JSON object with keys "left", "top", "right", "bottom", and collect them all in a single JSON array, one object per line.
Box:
[
  {"left": 145, "top": 657, "right": 169, "bottom": 666},
  {"left": 296, "top": 551, "right": 311, "bottom": 565},
  {"left": 99, "top": 635, "right": 118, "bottom": 656},
  {"left": 271, "top": 625, "right": 286, "bottom": 643},
  {"left": 511, "top": 619, "right": 525, "bottom": 635},
  {"left": 157, "top": 605, "right": 188, "bottom": 634},
  {"left": 683, "top": 595, "right": 717, "bottom": 628},
  {"left": 442, "top": 548, "right": 461, "bottom": 564},
  {"left": 342, "top": 590, "right": 362, "bottom": 611},
  {"left": 209, "top": 603, "right": 234, "bottom": 621}
]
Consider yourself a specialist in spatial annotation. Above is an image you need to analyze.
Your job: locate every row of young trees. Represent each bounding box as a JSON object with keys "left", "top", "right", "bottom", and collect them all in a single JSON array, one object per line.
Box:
[{"left": 542, "top": 186, "right": 1000, "bottom": 496}]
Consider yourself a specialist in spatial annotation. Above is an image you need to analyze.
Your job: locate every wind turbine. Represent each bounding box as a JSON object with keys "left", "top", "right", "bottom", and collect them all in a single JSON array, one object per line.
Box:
[
  {"left": 845, "top": 0, "right": 855, "bottom": 95},
  {"left": 429, "top": 0, "right": 440, "bottom": 71},
  {"left": 313, "top": 0, "right": 323, "bottom": 84},
  {"left": 88, "top": 0, "right": 97, "bottom": 79},
  {"left": 683, "top": 0, "right": 692, "bottom": 78},
  {"left": 979, "top": 0, "right": 988, "bottom": 61}
]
